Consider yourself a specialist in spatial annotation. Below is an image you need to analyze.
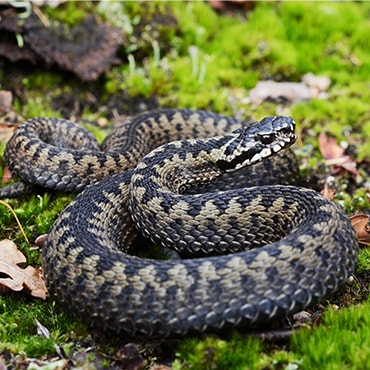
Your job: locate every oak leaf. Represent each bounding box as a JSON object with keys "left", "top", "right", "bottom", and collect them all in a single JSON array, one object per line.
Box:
[{"left": 0, "top": 239, "right": 47, "bottom": 299}]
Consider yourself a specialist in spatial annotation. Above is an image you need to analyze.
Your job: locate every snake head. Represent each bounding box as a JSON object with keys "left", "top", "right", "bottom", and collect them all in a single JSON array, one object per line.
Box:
[{"left": 216, "top": 116, "right": 297, "bottom": 172}]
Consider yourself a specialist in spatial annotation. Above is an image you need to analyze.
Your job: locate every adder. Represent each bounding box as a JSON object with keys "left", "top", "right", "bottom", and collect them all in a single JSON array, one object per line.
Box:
[{"left": 0, "top": 109, "right": 358, "bottom": 336}]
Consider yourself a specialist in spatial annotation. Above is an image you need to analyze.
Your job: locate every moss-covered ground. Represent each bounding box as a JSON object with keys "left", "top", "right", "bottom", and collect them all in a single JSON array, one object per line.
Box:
[{"left": 0, "top": 1, "right": 369, "bottom": 368}]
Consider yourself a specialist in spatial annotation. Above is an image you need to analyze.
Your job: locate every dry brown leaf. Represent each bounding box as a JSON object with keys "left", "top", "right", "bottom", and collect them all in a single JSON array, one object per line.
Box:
[
  {"left": 1, "top": 165, "right": 13, "bottom": 184},
  {"left": 0, "top": 90, "right": 12, "bottom": 114},
  {"left": 350, "top": 214, "right": 370, "bottom": 246},
  {"left": 318, "top": 133, "right": 359, "bottom": 176},
  {"left": 325, "top": 155, "right": 359, "bottom": 176},
  {"left": 34, "top": 233, "right": 48, "bottom": 248},
  {"left": 320, "top": 182, "right": 335, "bottom": 201},
  {"left": 0, "top": 239, "right": 47, "bottom": 299},
  {"left": 318, "top": 132, "right": 344, "bottom": 159},
  {"left": 0, "top": 123, "right": 16, "bottom": 144},
  {"left": 0, "top": 357, "right": 7, "bottom": 370}
]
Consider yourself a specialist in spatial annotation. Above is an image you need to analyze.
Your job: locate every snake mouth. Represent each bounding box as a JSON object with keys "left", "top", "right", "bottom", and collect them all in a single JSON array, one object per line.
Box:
[{"left": 216, "top": 143, "right": 284, "bottom": 171}]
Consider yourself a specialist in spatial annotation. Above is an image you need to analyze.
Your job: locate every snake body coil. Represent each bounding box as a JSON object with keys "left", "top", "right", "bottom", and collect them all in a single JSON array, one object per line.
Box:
[{"left": 0, "top": 109, "right": 358, "bottom": 336}]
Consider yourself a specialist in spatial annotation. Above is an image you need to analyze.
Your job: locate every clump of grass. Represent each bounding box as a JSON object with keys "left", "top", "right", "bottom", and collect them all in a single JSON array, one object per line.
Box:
[
  {"left": 0, "top": 295, "right": 88, "bottom": 358},
  {"left": 291, "top": 302, "right": 370, "bottom": 369},
  {"left": 174, "top": 302, "right": 370, "bottom": 369}
]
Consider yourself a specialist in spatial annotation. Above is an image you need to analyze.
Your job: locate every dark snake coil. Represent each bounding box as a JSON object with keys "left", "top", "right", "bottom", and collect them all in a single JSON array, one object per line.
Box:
[{"left": 0, "top": 109, "right": 358, "bottom": 336}]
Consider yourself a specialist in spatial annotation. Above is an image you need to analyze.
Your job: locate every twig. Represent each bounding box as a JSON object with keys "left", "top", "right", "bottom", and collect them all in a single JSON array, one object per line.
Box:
[{"left": 0, "top": 200, "right": 30, "bottom": 245}]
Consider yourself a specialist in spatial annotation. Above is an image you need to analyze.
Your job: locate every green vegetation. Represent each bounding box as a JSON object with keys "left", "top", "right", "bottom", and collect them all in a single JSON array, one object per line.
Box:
[
  {"left": 0, "top": 295, "right": 88, "bottom": 358},
  {"left": 174, "top": 301, "right": 370, "bottom": 370},
  {"left": 291, "top": 302, "right": 370, "bottom": 370},
  {"left": 0, "top": 1, "right": 369, "bottom": 368}
]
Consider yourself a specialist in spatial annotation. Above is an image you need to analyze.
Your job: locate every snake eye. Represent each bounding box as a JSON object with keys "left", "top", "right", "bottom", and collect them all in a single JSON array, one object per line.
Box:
[
  {"left": 279, "top": 127, "right": 292, "bottom": 135},
  {"left": 257, "top": 133, "right": 275, "bottom": 145}
]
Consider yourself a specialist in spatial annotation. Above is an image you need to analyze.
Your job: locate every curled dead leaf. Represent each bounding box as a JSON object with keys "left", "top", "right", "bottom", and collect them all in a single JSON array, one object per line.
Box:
[
  {"left": 0, "top": 239, "right": 47, "bottom": 299},
  {"left": 350, "top": 214, "right": 370, "bottom": 245},
  {"left": 318, "top": 132, "right": 344, "bottom": 159},
  {"left": 318, "top": 133, "right": 359, "bottom": 176}
]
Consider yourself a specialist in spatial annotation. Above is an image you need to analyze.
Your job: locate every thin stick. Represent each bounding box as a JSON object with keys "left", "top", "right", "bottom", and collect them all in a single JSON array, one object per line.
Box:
[{"left": 0, "top": 200, "right": 30, "bottom": 245}]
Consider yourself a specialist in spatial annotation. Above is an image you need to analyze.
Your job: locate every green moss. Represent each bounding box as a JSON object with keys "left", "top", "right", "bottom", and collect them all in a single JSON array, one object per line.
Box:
[
  {"left": 335, "top": 187, "right": 370, "bottom": 214},
  {"left": 291, "top": 303, "right": 370, "bottom": 369},
  {"left": 174, "top": 303, "right": 370, "bottom": 369},
  {"left": 0, "top": 295, "right": 88, "bottom": 358},
  {"left": 171, "top": 1, "right": 221, "bottom": 51},
  {"left": 357, "top": 249, "right": 370, "bottom": 276},
  {"left": 173, "top": 334, "right": 264, "bottom": 370},
  {"left": 13, "top": 97, "right": 58, "bottom": 120},
  {"left": 42, "top": 1, "right": 95, "bottom": 25}
]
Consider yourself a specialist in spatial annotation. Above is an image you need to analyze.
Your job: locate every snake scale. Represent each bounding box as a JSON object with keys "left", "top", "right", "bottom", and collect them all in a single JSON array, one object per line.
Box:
[{"left": 0, "top": 109, "right": 358, "bottom": 336}]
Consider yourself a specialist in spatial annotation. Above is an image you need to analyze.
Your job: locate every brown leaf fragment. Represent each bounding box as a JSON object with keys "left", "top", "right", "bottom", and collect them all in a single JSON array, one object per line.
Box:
[
  {"left": 249, "top": 80, "right": 314, "bottom": 105},
  {"left": 0, "top": 357, "right": 6, "bottom": 370},
  {"left": 321, "top": 182, "right": 335, "bottom": 201},
  {"left": 25, "top": 15, "right": 124, "bottom": 81},
  {"left": 35, "top": 318, "right": 50, "bottom": 338},
  {"left": 318, "top": 132, "right": 345, "bottom": 160},
  {"left": 0, "top": 239, "right": 47, "bottom": 299},
  {"left": 318, "top": 133, "right": 359, "bottom": 176},
  {"left": 208, "top": 0, "right": 255, "bottom": 13},
  {"left": 302, "top": 73, "right": 331, "bottom": 92},
  {"left": 116, "top": 343, "right": 145, "bottom": 370},
  {"left": 34, "top": 233, "right": 48, "bottom": 248},
  {"left": 0, "top": 123, "right": 16, "bottom": 145},
  {"left": 350, "top": 214, "right": 370, "bottom": 245},
  {"left": 1, "top": 166, "right": 14, "bottom": 184},
  {"left": 0, "top": 284, "right": 10, "bottom": 294},
  {"left": 0, "top": 90, "right": 12, "bottom": 114}
]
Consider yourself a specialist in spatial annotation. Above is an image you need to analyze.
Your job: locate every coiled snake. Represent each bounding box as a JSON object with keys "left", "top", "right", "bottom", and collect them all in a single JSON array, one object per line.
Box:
[{"left": 0, "top": 109, "right": 358, "bottom": 336}]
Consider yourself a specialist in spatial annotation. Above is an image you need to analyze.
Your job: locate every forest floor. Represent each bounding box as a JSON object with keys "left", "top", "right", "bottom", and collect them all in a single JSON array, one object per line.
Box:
[{"left": 0, "top": 1, "right": 369, "bottom": 369}]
